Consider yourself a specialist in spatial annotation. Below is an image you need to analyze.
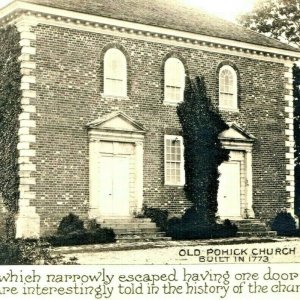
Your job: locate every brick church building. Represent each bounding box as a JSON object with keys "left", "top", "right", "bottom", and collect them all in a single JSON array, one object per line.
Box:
[{"left": 0, "top": 0, "right": 299, "bottom": 238}]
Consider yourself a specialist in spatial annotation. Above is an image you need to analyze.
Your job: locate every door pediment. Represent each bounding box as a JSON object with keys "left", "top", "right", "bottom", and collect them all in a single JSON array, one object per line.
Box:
[
  {"left": 87, "top": 111, "right": 146, "bottom": 133},
  {"left": 219, "top": 123, "right": 255, "bottom": 142}
]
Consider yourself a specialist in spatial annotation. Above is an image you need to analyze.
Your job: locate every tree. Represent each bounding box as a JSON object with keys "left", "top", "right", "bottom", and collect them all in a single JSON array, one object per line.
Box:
[
  {"left": 177, "top": 76, "right": 229, "bottom": 224},
  {"left": 294, "top": 65, "right": 300, "bottom": 216},
  {"left": 238, "top": 0, "right": 300, "bottom": 47},
  {"left": 239, "top": 0, "right": 300, "bottom": 217}
]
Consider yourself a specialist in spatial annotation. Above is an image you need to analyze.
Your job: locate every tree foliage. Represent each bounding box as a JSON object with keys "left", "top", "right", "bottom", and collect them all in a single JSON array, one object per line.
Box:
[
  {"left": 238, "top": 0, "right": 300, "bottom": 47},
  {"left": 0, "top": 25, "right": 22, "bottom": 216},
  {"left": 177, "top": 76, "right": 229, "bottom": 224},
  {"left": 0, "top": 239, "right": 77, "bottom": 265},
  {"left": 271, "top": 211, "right": 297, "bottom": 235},
  {"left": 294, "top": 64, "right": 300, "bottom": 216},
  {"left": 239, "top": 0, "right": 300, "bottom": 217}
]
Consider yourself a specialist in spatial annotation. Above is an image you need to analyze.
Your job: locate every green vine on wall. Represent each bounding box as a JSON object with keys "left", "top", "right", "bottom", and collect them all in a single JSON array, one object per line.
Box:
[
  {"left": 0, "top": 25, "right": 22, "bottom": 215},
  {"left": 177, "top": 76, "right": 229, "bottom": 224}
]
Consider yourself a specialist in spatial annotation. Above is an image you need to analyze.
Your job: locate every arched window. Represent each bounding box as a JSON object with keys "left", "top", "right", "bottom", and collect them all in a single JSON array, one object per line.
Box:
[
  {"left": 104, "top": 48, "right": 127, "bottom": 97},
  {"left": 219, "top": 65, "right": 238, "bottom": 110},
  {"left": 164, "top": 57, "right": 185, "bottom": 104}
]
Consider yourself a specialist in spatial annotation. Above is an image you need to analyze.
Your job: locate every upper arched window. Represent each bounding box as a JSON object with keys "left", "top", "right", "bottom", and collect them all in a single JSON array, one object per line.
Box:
[
  {"left": 219, "top": 65, "right": 238, "bottom": 110},
  {"left": 164, "top": 57, "right": 185, "bottom": 104},
  {"left": 104, "top": 48, "right": 127, "bottom": 97}
]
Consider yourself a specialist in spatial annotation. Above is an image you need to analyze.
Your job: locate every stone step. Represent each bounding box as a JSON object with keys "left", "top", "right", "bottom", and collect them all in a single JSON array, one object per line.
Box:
[
  {"left": 237, "top": 222, "right": 267, "bottom": 226},
  {"left": 237, "top": 225, "right": 269, "bottom": 231},
  {"left": 117, "top": 236, "right": 172, "bottom": 243},
  {"left": 112, "top": 227, "right": 159, "bottom": 234},
  {"left": 102, "top": 223, "right": 157, "bottom": 229},
  {"left": 234, "top": 219, "right": 271, "bottom": 231},
  {"left": 235, "top": 222, "right": 266, "bottom": 226},
  {"left": 234, "top": 219, "right": 263, "bottom": 223},
  {"left": 98, "top": 217, "right": 169, "bottom": 243},
  {"left": 234, "top": 219, "right": 276, "bottom": 237},
  {"left": 238, "top": 224, "right": 267, "bottom": 227},
  {"left": 238, "top": 230, "right": 270, "bottom": 234},
  {"left": 234, "top": 222, "right": 266, "bottom": 227},
  {"left": 237, "top": 231, "right": 277, "bottom": 237},
  {"left": 101, "top": 218, "right": 152, "bottom": 224},
  {"left": 116, "top": 232, "right": 167, "bottom": 239}
]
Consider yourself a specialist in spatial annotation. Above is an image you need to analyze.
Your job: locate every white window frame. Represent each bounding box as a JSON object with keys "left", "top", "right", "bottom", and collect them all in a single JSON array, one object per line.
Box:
[
  {"left": 164, "top": 135, "right": 185, "bottom": 186},
  {"left": 219, "top": 65, "right": 238, "bottom": 111},
  {"left": 164, "top": 57, "right": 185, "bottom": 105},
  {"left": 103, "top": 48, "right": 127, "bottom": 97}
]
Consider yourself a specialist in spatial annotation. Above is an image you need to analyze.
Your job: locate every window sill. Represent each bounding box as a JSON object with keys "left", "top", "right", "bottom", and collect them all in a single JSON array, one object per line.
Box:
[
  {"left": 163, "top": 100, "right": 183, "bottom": 106},
  {"left": 219, "top": 107, "right": 239, "bottom": 113},
  {"left": 164, "top": 183, "right": 185, "bottom": 187},
  {"left": 101, "top": 93, "right": 129, "bottom": 100}
]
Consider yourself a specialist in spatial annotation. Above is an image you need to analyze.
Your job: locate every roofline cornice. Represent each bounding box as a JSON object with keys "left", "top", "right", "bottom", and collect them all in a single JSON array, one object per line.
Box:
[{"left": 1, "top": 1, "right": 300, "bottom": 62}]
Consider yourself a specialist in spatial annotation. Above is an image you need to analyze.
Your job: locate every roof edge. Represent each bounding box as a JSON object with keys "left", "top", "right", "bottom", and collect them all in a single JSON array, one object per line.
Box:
[{"left": 1, "top": 1, "right": 299, "bottom": 61}]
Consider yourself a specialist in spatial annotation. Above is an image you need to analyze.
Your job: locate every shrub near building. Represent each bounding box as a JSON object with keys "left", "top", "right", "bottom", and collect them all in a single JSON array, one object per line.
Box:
[
  {"left": 271, "top": 211, "right": 299, "bottom": 236},
  {"left": 45, "top": 213, "right": 116, "bottom": 246}
]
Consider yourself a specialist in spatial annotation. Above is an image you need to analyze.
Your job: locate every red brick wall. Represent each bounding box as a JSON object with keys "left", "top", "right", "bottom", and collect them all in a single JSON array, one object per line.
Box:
[{"left": 32, "top": 24, "right": 288, "bottom": 234}]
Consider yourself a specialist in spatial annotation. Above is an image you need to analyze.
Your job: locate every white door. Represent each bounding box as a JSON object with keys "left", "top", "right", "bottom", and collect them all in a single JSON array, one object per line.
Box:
[
  {"left": 99, "top": 155, "right": 130, "bottom": 216},
  {"left": 218, "top": 161, "right": 241, "bottom": 218}
]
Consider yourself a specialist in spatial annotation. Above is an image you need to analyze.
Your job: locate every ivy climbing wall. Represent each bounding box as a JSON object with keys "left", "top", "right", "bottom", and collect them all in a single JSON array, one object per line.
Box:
[{"left": 0, "top": 26, "right": 22, "bottom": 238}]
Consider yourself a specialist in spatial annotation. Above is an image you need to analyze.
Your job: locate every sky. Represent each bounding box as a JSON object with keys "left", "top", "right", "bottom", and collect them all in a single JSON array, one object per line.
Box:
[
  {"left": 0, "top": 0, "right": 256, "bottom": 21},
  {"left": 183, "top": 0, "right": 256, "bottom": 21}
]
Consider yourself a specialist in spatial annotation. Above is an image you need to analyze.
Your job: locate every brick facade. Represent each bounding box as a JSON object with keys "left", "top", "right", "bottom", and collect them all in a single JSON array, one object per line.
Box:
[
  {"left": 1, "top": 1, "right": 299, "bottom": 237},
  {"left": 25, "top": 23, "right": 290, "bottom": 235}
]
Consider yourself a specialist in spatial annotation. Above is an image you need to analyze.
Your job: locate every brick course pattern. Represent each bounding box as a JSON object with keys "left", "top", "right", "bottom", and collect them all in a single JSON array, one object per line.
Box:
[{"left": 32, "top": 24, "right": 288, "bottom": 235}]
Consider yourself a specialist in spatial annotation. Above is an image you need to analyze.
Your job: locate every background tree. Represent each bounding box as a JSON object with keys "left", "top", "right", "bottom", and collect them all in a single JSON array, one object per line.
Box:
[
  {"left": 177, "top": 76, "right": 229, "bottom": 225},
  {"left": 238, "top": 0, "right": 300, "bottom": 47},
  {"left": 239, "top": 0, "right": 300, "bottom": 217},
  {"left": 294, "top": 65, "right": 300, "bottom": 216}
]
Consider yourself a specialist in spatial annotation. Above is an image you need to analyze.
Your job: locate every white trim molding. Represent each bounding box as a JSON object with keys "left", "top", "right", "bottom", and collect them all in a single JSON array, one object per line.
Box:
[
  {"left": 1, "top": 1, "right": 300, "bottom": 63},
  {"left": 219, "top": 124, "right": 255, "bottom": 219},
  {"left": 15, "top": 17, "right": 40, "bottom": 238},
  {"left": 87, "top": 112, "right": 146, "bottom": 219},
  {"left": 284, "top": 61, "right": 296, "bottom": 218}
]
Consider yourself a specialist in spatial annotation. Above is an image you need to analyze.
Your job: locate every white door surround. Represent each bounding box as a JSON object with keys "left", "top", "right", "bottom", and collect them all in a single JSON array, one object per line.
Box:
[
  {"left": 218, "top": 123, "right": 255, "bottom": 219},
  {"left": 87, "top": 111, "right": 146, "bottom": 220}
]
